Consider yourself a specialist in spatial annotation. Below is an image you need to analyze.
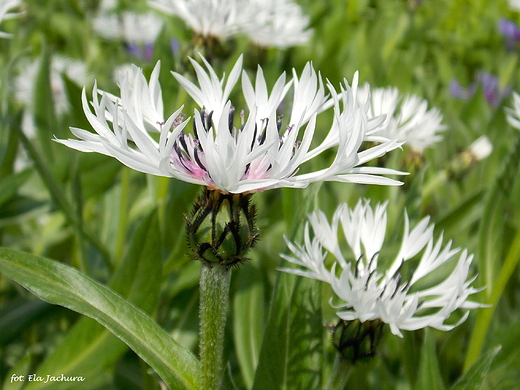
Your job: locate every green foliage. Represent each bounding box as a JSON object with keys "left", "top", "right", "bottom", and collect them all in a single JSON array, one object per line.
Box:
[
  {"left": 0, "top": 246, "right": 200, "bottom": 390},
  {"left": 1, "top": 0, "right": 520, "bottom": 389}
]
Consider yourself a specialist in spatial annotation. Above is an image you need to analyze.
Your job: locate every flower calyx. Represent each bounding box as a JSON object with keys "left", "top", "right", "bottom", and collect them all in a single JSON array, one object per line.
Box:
[
  {"left": 185, "top": 188, "right": 259, "bottom": 268},
  {"left": 329, "top": 318, "right": 384, "bottom": 363}
]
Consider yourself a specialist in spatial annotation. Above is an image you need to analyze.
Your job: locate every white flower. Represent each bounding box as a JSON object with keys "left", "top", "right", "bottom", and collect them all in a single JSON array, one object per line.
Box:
[
  {"left": 358, "top": 85, "right": 445, "bottom": 152},
  {"left": 148, "top": 0, "right": 312, "bottom": 47},
  {"left": 0, "top": 0, "right": 22, "bottom": 38},
  {"left": 92, "top": 11, "right": 163, "bottom": 46},
  {"left": 509, "top": 0, "right": 520, "bottom": 11},
  {"left": 506, "top": 91, "right": 520, "bottom": 130},
  {"left": 56, "top": 55, "right": 405, "bottom": 193},
  {"left": 280, "top": 200, "right": 485, "bottom": 337},
  {"left": 468, "top": 136, "right": 492, "bottom": 161},
  {"left": 149, "top": 0, "right": 249, "bottom": 39},
  {"left": 14, "top": 56, "right": 88, "bottom": 137},
  {"left": 243, "top": 0, "right": 312, "bottom": 48}
]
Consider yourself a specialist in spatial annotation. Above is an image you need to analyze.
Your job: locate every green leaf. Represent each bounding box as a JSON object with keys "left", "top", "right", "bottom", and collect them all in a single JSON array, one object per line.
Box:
[
  {"left": 433, "top": 189, "right": 485, "bottom": 237},
  {"left": 24, "top": 210, "right": 164, "bottom": 389},
  {"left": 451, "top": 346, "right": 501, "bottom": 390},
  {"left": 416, "top": 329, "right": 446, "bottom": 390},
  {"left": 0, "top": 247, "right": 200, "bottom": 390},
  {"left": 251, "top": 270, "right": 323, "bottom": 390},
  {"left": 252, "top": 185, "right": 323, "bottom": 390},
  {"left": 233, "top": 263, "right": 265, "bottom": 389},
  {"left": 251, "top": 272, "right": 322, "bottom": 390},
  {"left": 0, "top": 169, "right": 32, "bottom": 207},
  {"left": 32, "top": 44, "right": 58, "bottom": 162}
]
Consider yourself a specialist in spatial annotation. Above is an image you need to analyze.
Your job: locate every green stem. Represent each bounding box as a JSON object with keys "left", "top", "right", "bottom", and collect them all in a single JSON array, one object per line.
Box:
[
  {"left": 199, "top": 263, "right": 232, "bottom": 389},
  {"left": 324, "top": 355, "right": 352, "bottom": 390}
]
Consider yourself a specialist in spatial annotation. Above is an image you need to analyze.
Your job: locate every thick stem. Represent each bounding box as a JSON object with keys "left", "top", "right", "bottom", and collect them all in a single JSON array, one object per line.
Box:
[
  {"left": 199, "top": 263, "right": 232, "bottom": 389},
  {"left": 324, "top": 355, "right": 352, "bottom": 390}
]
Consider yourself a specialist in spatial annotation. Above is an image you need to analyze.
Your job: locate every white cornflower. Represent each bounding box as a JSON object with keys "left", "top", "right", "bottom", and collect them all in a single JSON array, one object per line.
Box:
[
  {"left": 0, "top": 0, "right": 22, "bottom": 38},
  {"left": 358, "top": 85, "right": 445, "bottom": 152},
  {"left": 506, "top": 91, "right": 520, "bottom": 130},
  {"left": 467, "top": 136, "right": 492, "bottom": 161},
  {"left": 149, "top": 0, "right": 250, "bottom": 40},
  {"left": 280, "top": 200, "right": 484, "bottom": 337},
  {"left": 148, "top": 0, "right": 312, "bottom": 47},
  {"left": 56, "top": 55, "right": 405, "bottom": 194},
  {"left": 509, "top": 0, "right": 520, "bottom": 11},
  {"left": 92, "top": 11, "right": 163, "bottom": 47},
  {"left": 14, "top": 56, "right": 88, "bottom": 137},
  {"left": 243, "top": 0, "right": 312, "bottom": 48}
]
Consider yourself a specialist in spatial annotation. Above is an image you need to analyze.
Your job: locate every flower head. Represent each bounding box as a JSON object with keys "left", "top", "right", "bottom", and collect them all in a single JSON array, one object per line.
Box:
[
  {"left": 280, "top": 200, "right": 484, "bottom": 337},
  {"left": 0, "top": 0, "right": 22, "bottom": 38},
  {"left": 358, "top": 85, "right": 445, "bottom": 152},
  {"left": 243, "top": 0, "right": 312, "bottom": 48},
  {"left": 56, "top": 55, "right": 404, "bottom": 193},
  {"left": 149, "top": 0, "right": 250, "bottom": 40},
  {"left": 148, "top": 0, "right": 311, "bottom": 47}
]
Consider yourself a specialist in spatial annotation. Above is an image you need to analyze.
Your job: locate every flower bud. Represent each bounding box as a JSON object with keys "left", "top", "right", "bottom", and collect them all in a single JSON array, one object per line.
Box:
[
  {"left": 185, "top": 189, "right": 259, "bottom": 267},
  {"left": 329, "top": 319, "right": 384, "bottom": 363}
]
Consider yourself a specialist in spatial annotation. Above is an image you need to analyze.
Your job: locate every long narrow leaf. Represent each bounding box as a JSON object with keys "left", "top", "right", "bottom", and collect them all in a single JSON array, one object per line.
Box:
[
  {"left": 252, "top": 185, "right": 323, "bottom": 390},
  {"left": 24, "top": 210, "right": 164, "bottom": 389},
  {"left": 0, "top": 248, "right": 200, "bottom": 390}
]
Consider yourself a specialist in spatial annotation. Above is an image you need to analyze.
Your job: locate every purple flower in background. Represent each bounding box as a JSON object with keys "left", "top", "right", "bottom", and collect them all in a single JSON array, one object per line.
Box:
[
  {"left": 449, "top": 79, "right": 476, "bottom": 100},
  {"left": 125, "top": 43, "right": 155, "bottom": 62},
  {"left": 450, "top": 71, "right": 511, "bottom": 108},
  {"left": 170, "top": 38, "right": 180, "bottom": 56},
  {"left": 498, "top": 18, "right": 520, "bottom": 50}
]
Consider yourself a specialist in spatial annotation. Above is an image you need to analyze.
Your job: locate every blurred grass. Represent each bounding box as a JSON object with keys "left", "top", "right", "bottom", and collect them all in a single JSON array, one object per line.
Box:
[{"left": 1, "top": 0, "right": 520, "bottom": 389}]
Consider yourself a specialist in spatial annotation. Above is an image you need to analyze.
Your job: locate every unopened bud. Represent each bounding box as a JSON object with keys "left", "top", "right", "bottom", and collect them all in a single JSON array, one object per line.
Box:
[
  {"left": 329, "top": 319, "right": 384, "bottom": 363},
  {"left": 185, "top": 189, "right": 259, "bottom": 268}
]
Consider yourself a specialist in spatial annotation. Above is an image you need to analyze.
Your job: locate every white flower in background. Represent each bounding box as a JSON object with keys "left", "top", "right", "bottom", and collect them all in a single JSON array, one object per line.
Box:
[
  {"left": 280, "top": 200, "right": 484, "bottom": 337},
  {"left": 149, "top": 0, "right": 250, "bottom": 40},
  {"left": 0, "top": 0, "right": 22, "bottom": 38},
  {"left": 358, "top": 85, "right": 445, "bottom": 152},
  {"left": 244, "top": 0, "right": 312, "bottom": 48},
  {"left": 509, "top": 0, "right": 520, "bottom": 12},
  {"left": 148, "top": 0, "right": 311, "bottom": 47},
  {"left": 506, "top": 91, "right": 520, "bottom": 130},
  {"left": 14, "top": 56, "right": 88, "bottom": 137},
  {"left": 467, "top": 136, "right": 492, "bottom": 161},
  {"left": 92, "top": 11, "right": 163, "bottom": 46},
  {"left": 56, "top": 55, "right": 405, "bottom": 193}
]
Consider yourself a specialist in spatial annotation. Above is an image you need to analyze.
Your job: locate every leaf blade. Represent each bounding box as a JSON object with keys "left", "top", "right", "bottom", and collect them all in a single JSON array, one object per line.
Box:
[{"left": 0, "top": 247, "right": 200, "bottom": 390}]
